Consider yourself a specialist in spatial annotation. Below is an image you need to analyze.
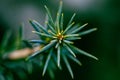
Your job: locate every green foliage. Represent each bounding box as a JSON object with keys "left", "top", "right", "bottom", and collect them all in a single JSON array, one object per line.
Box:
[
  {"left": 27, "top": 1, "right": 98, "bottom": 79},
  {"left": 0, "top": 1, "right": 98, "bottom": 79},
  {"left": 0, "top": 25, "right": 36, "bottom": 80}
]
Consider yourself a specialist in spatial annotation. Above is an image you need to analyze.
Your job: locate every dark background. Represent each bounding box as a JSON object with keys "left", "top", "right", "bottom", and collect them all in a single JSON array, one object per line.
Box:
[{"left": 0, "top": 0, "right": 120, "bottom": 80}]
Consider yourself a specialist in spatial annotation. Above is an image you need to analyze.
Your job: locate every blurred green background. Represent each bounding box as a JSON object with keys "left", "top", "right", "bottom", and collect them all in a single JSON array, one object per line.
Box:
[{"left": 0, "top": 0, "right": 120, "bottom": 80}]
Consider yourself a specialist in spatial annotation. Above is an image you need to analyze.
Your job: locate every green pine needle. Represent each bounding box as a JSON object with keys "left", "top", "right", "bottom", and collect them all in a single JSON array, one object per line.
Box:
[
  {"left": 42, "top": 49, "right": 53, "bottom": 76},
  {"left": 71, "top": 23, "right": 88, "bottom": 34},
  {"left": 30, "top": 20, "right": 49, "bottom": 34},
  {"left": 67, "top": 54, "right": 82, "bottom": 66},
  {"left": 67, "top": 13, "right": 76, "bottom": 26},
  {"left": 63, "top": 43, "right": 76, "bottom": 57},
  {"left": 62, "top": 54, "right": 74, "bottom": 79},
  {"left": 78, "top": 28, "right": 97, "bottom": 36},
  {"left": 57, "top": 46, "right": 61, "bottom": 67},
  {"left": 69, "top": 45, "right": 98, "bottom": 60},
  {"left": 26, "top": 40, "right": 56, "bottom": 60}
]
